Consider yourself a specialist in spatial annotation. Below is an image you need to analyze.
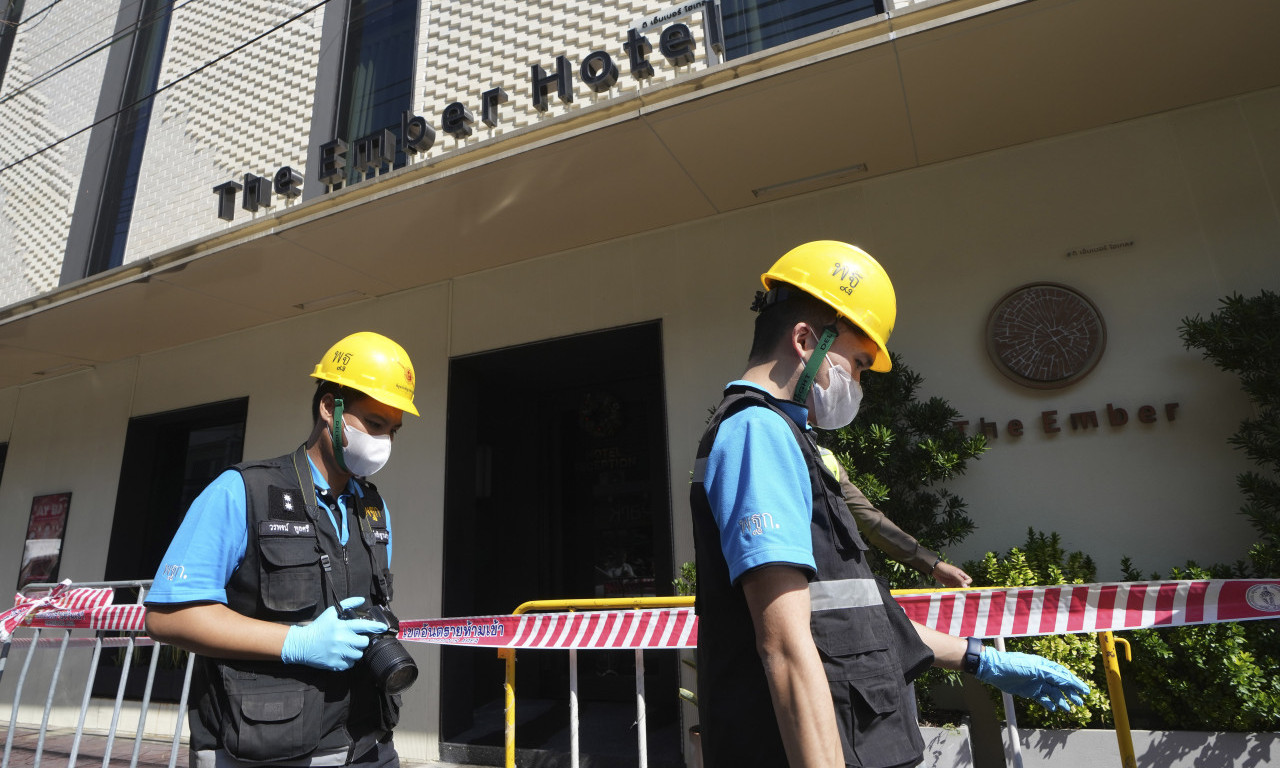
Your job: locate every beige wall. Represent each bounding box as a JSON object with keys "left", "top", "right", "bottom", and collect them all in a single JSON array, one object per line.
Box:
[
  {"left": 0, "top": 85, "right": 1276, "bottom": 759},
  {"left": 0, "top": 360, "right": 137, "bottom": 586},
  {"left": 879, "top": 88, "right": 1279, "bottom": 574}
]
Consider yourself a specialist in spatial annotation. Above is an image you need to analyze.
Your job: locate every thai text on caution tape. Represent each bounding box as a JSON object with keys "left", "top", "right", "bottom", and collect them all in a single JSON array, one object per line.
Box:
[{"left": 398, "top": 607, "right": 698, "bottom": 649}]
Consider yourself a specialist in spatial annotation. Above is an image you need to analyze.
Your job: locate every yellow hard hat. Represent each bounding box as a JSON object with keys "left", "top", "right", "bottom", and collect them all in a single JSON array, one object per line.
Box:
[
  {"left": 761, "top": 241, "right": 896, "bottom": 372},
  {"left": 311, "top": 332, "right": 419, "bottom": 416}
]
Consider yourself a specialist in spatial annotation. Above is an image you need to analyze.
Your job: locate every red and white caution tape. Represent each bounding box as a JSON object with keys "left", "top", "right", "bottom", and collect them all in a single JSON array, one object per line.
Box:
[
  {"left": 2, "top": 580, "right": 119, "bottom": 642},
  {"left": 398, "top": 607, "right": 698, "bottom": 649},
  {"left": 7, "top": 580, "right": 1279, "bottom": 648},
  {"left": 896, "top": 580, "right": 1280, "bottom": 639}
]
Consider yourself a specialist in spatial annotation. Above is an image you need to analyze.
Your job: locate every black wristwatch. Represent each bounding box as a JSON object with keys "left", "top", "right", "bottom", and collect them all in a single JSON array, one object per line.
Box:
[{"left": 962, "top": 636, "right": 983, "bottom": 674}]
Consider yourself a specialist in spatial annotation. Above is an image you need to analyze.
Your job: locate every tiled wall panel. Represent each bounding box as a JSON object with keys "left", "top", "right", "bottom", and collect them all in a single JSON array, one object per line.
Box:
[
  {"left": 123, "top": 0, "right": 326, "bottom": 262},
  {"left": 0, "top": 0, "right": 119, "bottom": 306}
]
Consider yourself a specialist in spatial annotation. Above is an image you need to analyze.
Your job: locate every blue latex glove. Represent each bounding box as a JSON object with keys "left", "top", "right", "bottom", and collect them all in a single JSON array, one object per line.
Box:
[
  {"left": 280, "top": 596, "right": 389, "bottom": 671},
  {"left": 975, "top": 648, "right": 1090, "bottom": 712}
]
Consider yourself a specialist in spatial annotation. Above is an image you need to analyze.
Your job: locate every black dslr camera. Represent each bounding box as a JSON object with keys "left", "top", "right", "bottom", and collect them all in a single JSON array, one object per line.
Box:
[{"left": 340, "top": 603, "right": 418, "bottom": 694}]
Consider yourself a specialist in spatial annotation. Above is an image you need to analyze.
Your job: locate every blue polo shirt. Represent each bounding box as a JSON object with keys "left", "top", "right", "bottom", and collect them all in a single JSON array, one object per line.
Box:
[
  {"left": 148, "top": 455, "right": 392, "bottom": 605},
  {"left": 703, "top": 381, "right": 816, "bottom": 584}
]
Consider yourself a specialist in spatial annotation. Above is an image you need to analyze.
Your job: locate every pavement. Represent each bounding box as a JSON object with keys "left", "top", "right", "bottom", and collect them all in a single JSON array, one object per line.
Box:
[
  {"left": 2, "top": 725, "right": 177, "bottom": 768},
  {"left": 0, "top": 725, "right": 477, "bottom": 768}
]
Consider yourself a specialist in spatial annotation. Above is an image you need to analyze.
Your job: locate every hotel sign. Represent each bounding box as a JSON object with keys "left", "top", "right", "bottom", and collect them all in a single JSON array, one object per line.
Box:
[{"left": 213, "top": 4, "right": 724, "bottom": 221}]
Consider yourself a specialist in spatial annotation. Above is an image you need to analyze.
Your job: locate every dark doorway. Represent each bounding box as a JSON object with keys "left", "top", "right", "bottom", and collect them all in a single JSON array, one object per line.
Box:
[
  {"left": 98, "top": 397, "right": 248, "bottom": 701},
  {"left": 440, "top": 322, "right": 680, "bottom": 767}
]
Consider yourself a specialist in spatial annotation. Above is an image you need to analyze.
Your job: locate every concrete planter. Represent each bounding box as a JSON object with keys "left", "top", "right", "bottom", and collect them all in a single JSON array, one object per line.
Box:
[
  {"left": 1011, "top": 728, "right": 1280, "bottom": 767},
  {"left": 684, "top": 725, "right": 975, "bottom": 767},
  {"left": 686, "top": 723, "right": 1276, "bottom": 767},
  {"left": 919, "top": 724, "right": 974, "bottom": 768}
]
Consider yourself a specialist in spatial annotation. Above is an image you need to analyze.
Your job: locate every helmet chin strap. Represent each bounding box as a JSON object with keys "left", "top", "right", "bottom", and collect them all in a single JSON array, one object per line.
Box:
[
  {"left": 792, "top": 325, "right": 838, "bottom": 405},
  {"left": 330, "top": 397, "right": 351, "bottom": 473}
]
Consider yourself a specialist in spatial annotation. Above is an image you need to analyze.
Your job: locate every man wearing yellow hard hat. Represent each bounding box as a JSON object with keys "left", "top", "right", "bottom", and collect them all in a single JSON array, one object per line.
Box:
[
  {"left": 146, "top": 332, "right": 418, "bottom": 768},
  {"left": 690, "top": 242, "right": 1090, "bottom": 768}
]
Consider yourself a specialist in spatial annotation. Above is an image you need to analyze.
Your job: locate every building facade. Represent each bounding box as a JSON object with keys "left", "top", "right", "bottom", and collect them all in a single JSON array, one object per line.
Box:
[{"left": 2, "top": 0, "right": 1279, "bottom": 763}]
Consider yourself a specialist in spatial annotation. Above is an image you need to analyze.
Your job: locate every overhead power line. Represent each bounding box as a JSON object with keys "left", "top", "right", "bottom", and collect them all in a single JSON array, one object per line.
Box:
[
  {"left": 0, "top": 0, "right": 201, "bottom": 109},
  {"left": 0, "top": 0, "right": 334, "bottom": 177}
]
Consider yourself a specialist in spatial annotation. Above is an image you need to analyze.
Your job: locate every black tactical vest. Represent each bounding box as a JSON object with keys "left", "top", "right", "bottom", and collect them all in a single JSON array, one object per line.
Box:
[
  {"left": 691, "top": 386, "right": 934, "bottom": 768},
  {"left": 188, "top": 445, "right": 398, "bottom": 764}
]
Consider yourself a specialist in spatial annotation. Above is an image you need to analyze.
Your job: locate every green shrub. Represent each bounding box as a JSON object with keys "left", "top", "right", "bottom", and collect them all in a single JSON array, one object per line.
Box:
[
  {"left": 1180, "top": 289, "right": 1280, "bottom": 577},
  {"left": 672, "top": 560, "right": 697, "bottom": 597},
  {"left": 964, "top": 530, "right": 1112, "bottom": 729}
]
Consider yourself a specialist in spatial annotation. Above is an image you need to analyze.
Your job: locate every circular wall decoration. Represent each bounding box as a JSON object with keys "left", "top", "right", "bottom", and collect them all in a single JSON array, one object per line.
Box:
[{"left": 986, "top": 283, "right": 1106, "bottom": 389}]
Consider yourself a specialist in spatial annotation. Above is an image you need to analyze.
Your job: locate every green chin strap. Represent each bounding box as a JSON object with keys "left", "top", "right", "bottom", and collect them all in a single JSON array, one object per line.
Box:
[
  {"left": 330, "top": 397, "right": 351, "bottom": 473},
  {"left": 792, "top": 325, "right": 838, "bottom": 405}
]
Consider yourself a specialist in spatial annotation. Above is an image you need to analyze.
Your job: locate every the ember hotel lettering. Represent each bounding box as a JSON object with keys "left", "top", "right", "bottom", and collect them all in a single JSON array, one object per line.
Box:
[{"left": 213, "top": 8, "right": 720, "bottom": 222}]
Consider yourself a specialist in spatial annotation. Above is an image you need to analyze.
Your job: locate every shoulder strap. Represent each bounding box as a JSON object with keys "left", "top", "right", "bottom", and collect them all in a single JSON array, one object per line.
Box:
[
  {"left": 285, "top": 444, "right": 347, "bottom": 611},
  {"left": 704, "top": 385, "right": 807, "bottom": 446},
  {"left": 352, "top": 477, "right": 394, "bottom": 604}
]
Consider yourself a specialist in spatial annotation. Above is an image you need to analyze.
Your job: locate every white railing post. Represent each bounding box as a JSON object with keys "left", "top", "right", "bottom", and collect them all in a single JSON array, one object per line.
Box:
[
  {"left": 994, "top": 637, "right": 1024, "bottom": 768},
  {"left": 635, "top": 648, "right": 647, "bottom": 768},
  {"left": 3, "top": 626, "right": 42, "bottom": 768},
  {"left": 569, "top": 647, "right": 580, "bottom": 768}
]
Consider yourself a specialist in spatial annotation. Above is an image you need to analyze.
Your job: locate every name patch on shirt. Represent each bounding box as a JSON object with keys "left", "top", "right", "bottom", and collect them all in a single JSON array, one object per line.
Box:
[
  {"left": 258, "top": 521, "right": 314, "bottom": 537},
  {"left": 372, "top": 529, "right": 390, "bottom": 545}
]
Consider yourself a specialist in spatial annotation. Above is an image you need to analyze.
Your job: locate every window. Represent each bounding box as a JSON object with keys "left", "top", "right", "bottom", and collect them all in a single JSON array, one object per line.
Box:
[
  {"left": 720, "top": 0, "right": 883, "bottom": 60},
  {"left": 96, "top": 398, "right": 245, "bottom": 702},
  {"left": 83, "top": 0, "right": 173, "bottom": 274},
  {"left": 334, "top": 0, "right": 417, "bottom": 185},
  {"left": 0, "top": 0, "right": 24, "bottom": 92},
  {"left": 103, "top": 398, "right": 247, "bottom": 585}
]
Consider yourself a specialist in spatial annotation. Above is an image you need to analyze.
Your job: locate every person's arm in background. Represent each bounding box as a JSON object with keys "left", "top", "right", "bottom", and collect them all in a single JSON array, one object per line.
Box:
[
  {"left": 835, "top": 460, "right": 972, "bottom": 587},
  {"left": 742, "top": 565, "right": 845, "bottom": 768}
]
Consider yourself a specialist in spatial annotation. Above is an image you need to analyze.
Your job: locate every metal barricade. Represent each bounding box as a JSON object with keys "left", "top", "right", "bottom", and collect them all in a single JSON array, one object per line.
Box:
[
  {"left": 1, "top": 580, "right": 192, "bottom": 768},
  {"left": 500, "top": 596, "right": 697, "bottom": 768}
]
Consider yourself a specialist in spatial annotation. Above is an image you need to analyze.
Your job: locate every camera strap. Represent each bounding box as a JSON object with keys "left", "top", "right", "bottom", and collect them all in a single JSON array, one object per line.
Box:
[
  {"left": 290, "top": 444, "right": 349, "bottom": 612},
  {"left": 290, "top": 443, "right": 392, "bottom": 609}
]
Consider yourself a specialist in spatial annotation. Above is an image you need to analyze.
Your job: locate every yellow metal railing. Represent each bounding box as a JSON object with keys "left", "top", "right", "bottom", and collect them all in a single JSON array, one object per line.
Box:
[{"left": 1099, "top": 630, "right": 1137, "bottom": 768}]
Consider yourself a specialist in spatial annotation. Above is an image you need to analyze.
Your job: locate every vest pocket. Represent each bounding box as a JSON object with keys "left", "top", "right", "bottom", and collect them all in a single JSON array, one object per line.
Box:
[
  {"left": 218, "top": 663, "right": 328, "bottom": 762},
  {"left": 827, "top": 650, "right": 922, "bottom": 767},
  {"left": 259, "top": 538, "right": 322, "bottom": 615}
]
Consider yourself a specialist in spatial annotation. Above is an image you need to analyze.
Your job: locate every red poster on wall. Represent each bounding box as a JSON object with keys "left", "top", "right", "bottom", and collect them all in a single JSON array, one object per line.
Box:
[{"left": 17, "top": 492, "right": 72, "bottom": 591}]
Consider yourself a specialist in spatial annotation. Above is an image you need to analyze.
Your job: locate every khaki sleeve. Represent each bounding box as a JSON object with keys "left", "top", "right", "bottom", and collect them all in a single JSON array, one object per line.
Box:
[{"left": 835, "top": 461, "right": 938, "bottom": 574}]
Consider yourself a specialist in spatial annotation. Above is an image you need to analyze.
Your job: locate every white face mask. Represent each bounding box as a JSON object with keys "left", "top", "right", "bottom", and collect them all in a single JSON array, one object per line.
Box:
[
  {"left": 811, "top": 356, "right": 863, "bottom": 429},
  {"left": 336, "top": 414, "right": 392, "bottom": 476}
]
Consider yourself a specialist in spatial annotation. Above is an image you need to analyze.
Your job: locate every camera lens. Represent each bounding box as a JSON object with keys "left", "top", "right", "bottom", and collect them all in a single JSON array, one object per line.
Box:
[{"left": 364, "top": 635, "right": 418, "bottom": 694}]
